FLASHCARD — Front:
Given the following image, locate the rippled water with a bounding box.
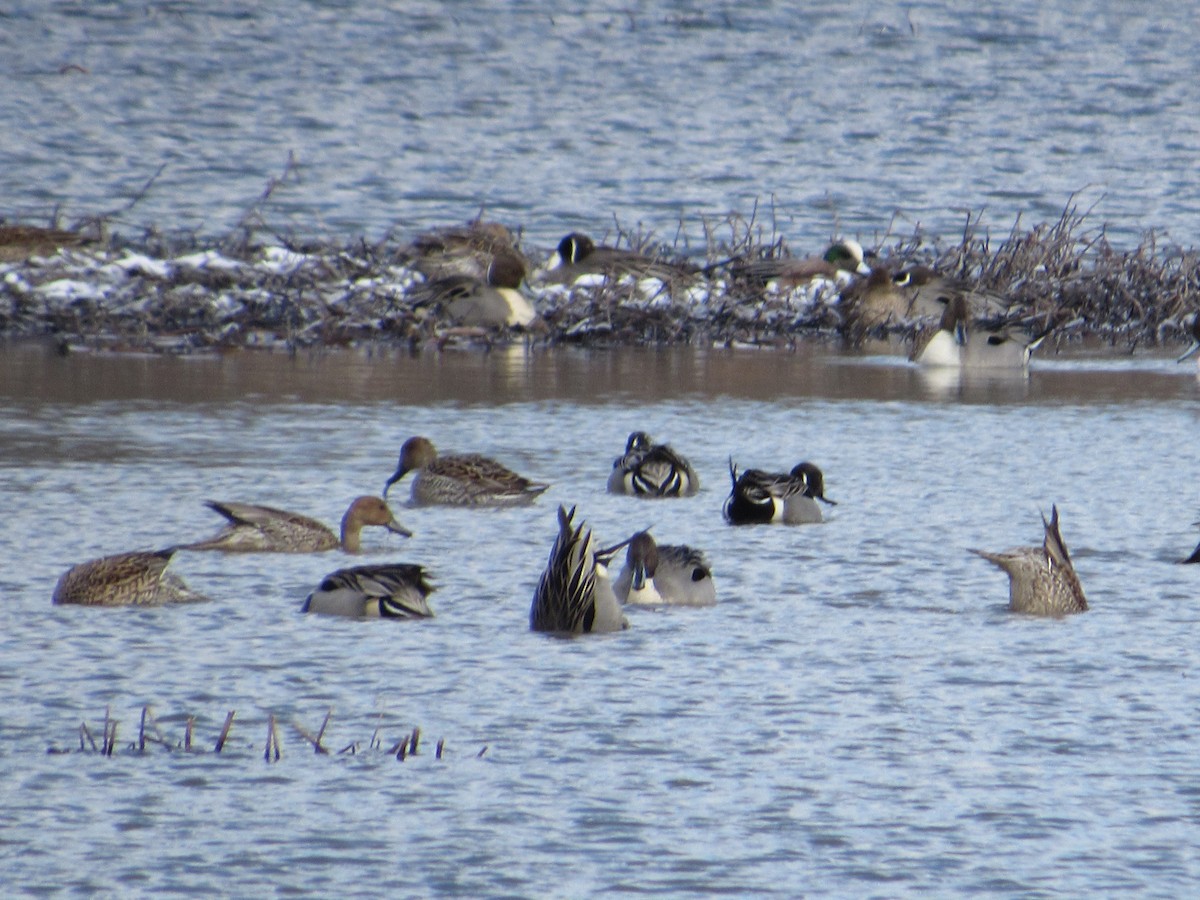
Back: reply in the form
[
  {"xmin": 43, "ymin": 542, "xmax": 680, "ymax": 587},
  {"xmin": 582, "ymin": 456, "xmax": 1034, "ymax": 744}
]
[
  {"xmin": 2, "ymin": 343, "xmax": 1199, "ymax": 895},
  {"xmin": 4, "ymin": 1, "xmax": 1200, "ymax": 253}
]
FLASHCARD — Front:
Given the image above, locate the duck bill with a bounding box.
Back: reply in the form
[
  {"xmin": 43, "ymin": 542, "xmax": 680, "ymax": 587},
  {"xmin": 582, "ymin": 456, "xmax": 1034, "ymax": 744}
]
[
  {"xmin": 382, "ymin": 468, "xmax": 405, "ymax": 499},
  {"xmin": 386, "ymin": 518, "xmax": 414, "ymax": 538}
]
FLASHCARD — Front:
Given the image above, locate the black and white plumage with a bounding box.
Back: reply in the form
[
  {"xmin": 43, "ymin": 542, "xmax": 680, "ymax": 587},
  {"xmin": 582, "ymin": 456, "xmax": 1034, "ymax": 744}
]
[
  {"xmin": 724, "ymin": 460, "xmax": 835, "ymax": 525},
  {"xmin": 612, "ymin": 531, "xmax": 716, "ymax": 607},
  {"xmin": 530, "ymin": 505, "xmax": 628, "ymax": 634},
  {"xmin": 607, "ymin": 431, "xmax": 699, "ymax": 498},
  {"xmin": 301, "ymin": 564, "xmax": 435, "ymax": 619}
]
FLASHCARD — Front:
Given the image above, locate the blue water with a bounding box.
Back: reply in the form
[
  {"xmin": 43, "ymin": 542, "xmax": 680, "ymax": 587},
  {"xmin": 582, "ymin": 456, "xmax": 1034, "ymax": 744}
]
[
  {"xmin": 3, "ymin": 1, "xmax": 1199, "ymax": 255},
  {"xmin": 1, "ymin": 345, "xmax": 1199, "ymax": 895}
]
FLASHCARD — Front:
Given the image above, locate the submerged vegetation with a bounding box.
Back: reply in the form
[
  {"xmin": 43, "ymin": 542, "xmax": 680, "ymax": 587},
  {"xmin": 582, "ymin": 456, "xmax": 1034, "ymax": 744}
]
[{"xmin": 2, "ymin": 196, "xmax": 1198, "ymax": 355}]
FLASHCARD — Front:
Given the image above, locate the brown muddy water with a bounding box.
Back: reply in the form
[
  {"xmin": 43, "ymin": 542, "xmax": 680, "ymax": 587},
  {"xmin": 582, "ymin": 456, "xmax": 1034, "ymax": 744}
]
[{"xmin": 2, "ymin": 340, "xmax": 1199, "ymax": 896}]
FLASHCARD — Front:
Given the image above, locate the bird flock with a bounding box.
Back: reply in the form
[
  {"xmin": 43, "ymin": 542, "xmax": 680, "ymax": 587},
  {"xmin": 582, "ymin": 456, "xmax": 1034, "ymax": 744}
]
[{"xmin": 54, "ymin": 426, "xmax": 1197, "ymax": 624}]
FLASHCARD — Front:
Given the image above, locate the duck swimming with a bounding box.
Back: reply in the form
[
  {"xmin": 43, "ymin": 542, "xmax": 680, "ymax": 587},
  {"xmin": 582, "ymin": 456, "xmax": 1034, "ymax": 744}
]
[
  {"xmin": 612, "ymin": 530, "xmax": 716, "ymax": 607},
  {"xmin": 180, "ymin": 496, "xmax": 411, "ymax": 553},
  {"xmin": 607, "ymin": 431, "xmax": 699, "ymax": 497},
  {"xmin": 301, "ymin": 563, "xmax": 435, "ymax": 619},
  {"xmin": 724, "ymin": 460, "xmax": 836, "ymax": 525},
  {"xmin": 53, "ymin": 548, "xmax": 208, "ymax": 607},
  {"xmin": 383, "ymin": 436, "xmax": 549, "ymax": 506}
]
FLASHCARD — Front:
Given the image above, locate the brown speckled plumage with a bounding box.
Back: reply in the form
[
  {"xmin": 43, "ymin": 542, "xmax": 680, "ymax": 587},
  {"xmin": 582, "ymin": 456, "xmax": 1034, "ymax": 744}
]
[
  {"xmin": 971, "ymin": 505, "xmax": 1088, "ymax": 616},
  {"xmin": 53, "ymin": 548, "xmax": 207, "ymax": 607}
]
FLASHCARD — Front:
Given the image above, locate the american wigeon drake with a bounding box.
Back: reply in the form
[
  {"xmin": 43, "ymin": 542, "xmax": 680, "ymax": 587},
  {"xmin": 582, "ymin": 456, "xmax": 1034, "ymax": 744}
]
[
  {"xmin": 403, "ymin": 220, "xmax": 528, "ymax": 282},
  {"xmin": 971, "ymin": 505, "xmax": 1088, "ymax": 615},
  {"xmin": 612, "ymin": 530, "xmax": 716, "ymax": 607},
  {"xmin": 301, "ymin": 563, "xmax": 435, "ymax": 619},
  {"xmin": 530, "ymin": 505, "xmax": 628, "ymax": 634},
  {"xmin": 180, "ymin": 496, "xmax": 411, "ymax": 553},
  {"xmin": 724, "ymin": 460, "xmax": 836, "ymax": 525},
  {"xmin": 1177, "ymin": 313, "xmax": 1200, "ymax": 366},
  {"xmin": 607, "ymin": 431, "xmax": 700, "ymax": 497},
  {"xmin": 383, "ymin": 436, "xmax": 549, "ymax": 506},
  {"xmin": 53, "ymin": 548, "xmax": 208, "ymax": 607},
  {"xmin": 536, "ymin": 232, "xmax": 698, "ymax": 285},
  {"xmin": 910, "ymin": 295, "xmax": 1045, "ymax": 369},
  {"xmin": 411, "ymin": 251, "xmax": 537, "ymax": 328},
  {"xmin": 733, "ymin": 239, "xmax": 871, "ymax": 289}
]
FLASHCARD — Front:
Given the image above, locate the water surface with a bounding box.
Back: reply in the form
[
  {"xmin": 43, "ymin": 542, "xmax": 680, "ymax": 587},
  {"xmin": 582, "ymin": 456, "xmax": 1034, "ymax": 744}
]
[{"xmin": 2, "ymin": 344, "xmax": 1199, "ymax": 895}]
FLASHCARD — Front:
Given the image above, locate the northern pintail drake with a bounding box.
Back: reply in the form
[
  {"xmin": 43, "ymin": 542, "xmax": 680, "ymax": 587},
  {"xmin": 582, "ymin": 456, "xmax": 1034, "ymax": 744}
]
[
  {"xmin": 53, "ymin": 548, "xmax": 208, "ymax": 607},
  {"xmin": 971, "ymin": 505, "xmax": 1088, "ymax": 616},
  {"xmin": 411, "ymin": 251, "xmax": 537, "ymax": 328},
  {"xmin": 383, "ymin": 435, "xmax": 549, "ymax": 506},
  {"xmin": 1183, "ymin": 538, "xmax": 1200, "ymax": 565},
  {"xmin": 530, "ymin": 505, "xmax": 628, "ymax": 634},
  {"xmin": 180, "ymin": 496, "xmax": 411, "ymax": 553},
  {"xmin": 1177, "ymin": 313, "xmax": 1200, "ymax": 366},
  {"xmin": 537, "ymin": 232, "xmax": 697, "ymax": 285},
  {"xmin": 724, "ymin": 460, "xmax": 836, "ymax": 525},
  {"xmin": 301, "ymin": 563, "xmax": 435, "ymax": 619},
  {"xmin": 607, "ymin": 431, "xmax": 700, "ymax": 497},
  {"xmin": 734, "ymin": 239, "xmax": 871, "ymax": 289},
  {"xmin": 612, "ymin": 530, "xmax": 716, "ymax": 607},
  {"xmin": 910, "ymin": 295, "xmax": 1044, "ymax": 369}
]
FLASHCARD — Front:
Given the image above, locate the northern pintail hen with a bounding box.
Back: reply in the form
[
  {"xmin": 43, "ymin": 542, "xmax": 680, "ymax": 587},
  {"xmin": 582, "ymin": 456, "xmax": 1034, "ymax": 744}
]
[
  {"xmin": 180, "ymin": 496, "xmax": 411, "ymax": 553},
  {"xmin": 724, "ymin": 460, "xmax": 836, "ymax": 525},
  {"xmin": 612, "ymin": 530, "xmax": 716, "ymax": 607},
  {"xmin": 403, "ymin": 220, "xmax": 527, "ymax": 282},
  {"xmin": 411, "ymin": 251, "xmax": 537, "ymax": 328},
  {"xmin": 910, "ymin": 295, "xmax": 1044, "ymax": 369},
  {"xmin": 607, "ymin": 431, "xmax": 700, "ymax": 497},
  {"xmin": 536, "ymin": 232, "xmax": 698, "ymax": 285},
  {"xmin": 301, "ymin": 563, "xmax": 435, "ymax": 619},
  {"xmin": 530, "ymin": 505, "xmax": 628, "ymax": 634},
  {"xmin": 384, "ymin": 436, "xmax": 549, "ymax": 506},
  {"xmin": 53, "ymin": 548, "xmax": 208, "ymax": 607},
  {"xmin": 971, "ymin": 505, "xmax": 1088, "ymax": 616}
]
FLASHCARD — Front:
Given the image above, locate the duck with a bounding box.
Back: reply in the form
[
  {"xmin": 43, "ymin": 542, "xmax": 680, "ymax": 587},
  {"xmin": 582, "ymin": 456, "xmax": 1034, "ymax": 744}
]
[
  {"xmin": 383, "ymin": 435, "xmax": 549, "ymax": 506},
  {"xmin": 301, "ymin": 563, "xmax": 435, "ymax": 619},
  {"xmin": 402, "ymin": 219, "xmax": 527, "ymax": 283},
  {"xmin": 724, "ymin": 460, "xmax": 836, "ymax": 525},
  {"xmin": 612, "ymin": 530, "xmax": 716, "ymax": 607},
  {"xmin": 607, "ymin": 431, "xmax": 700, "ymax": 497},
  {"xmin": 52, "ymin": 548, "xmax": 208, "ymax": 607},
  {"xmin": 1177, "ymin": 313, "xmax": 1200, "ymax": 366},
  {"xmin": 910, "ymin": 295, "xmax": 1044, "ymax": 369},
  {"xmin": 180, "ymin": 496, "xmax": 411, "ymax": 553},
  {"xmin": 410, "ymin": 250, "xmax": 537, "ymax": 328},
  {"xmin": 536, "ymin": 232, "xmax": 697, "ymax": 285},
  {"xmin": 970, "ymin": 505, "xmax": 1088, "ymax": 615},
  {"xmin": 1184, "ymin": 539, "xmax": 1200, "ymax": 565},
  {"xmin": 0, "ymin": 223, "xmax": 94, "ymax": 262},
  {"xmin": 732, "ymin": 239, "xmax": 871, "ymax": 289},
  {"xmin": 530, "ymin": 505, "xmax": 628, "ymax": 634},
  {"xmin": 892, "ymin": 265, "xmax": 1009, "ymax": 319}
]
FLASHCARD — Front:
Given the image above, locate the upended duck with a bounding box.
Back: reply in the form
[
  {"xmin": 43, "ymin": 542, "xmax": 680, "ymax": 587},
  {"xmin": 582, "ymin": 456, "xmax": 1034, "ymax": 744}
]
[
  {"xmin": 180, "ymin": 496, "xmax": 411, "ymax": 553},
  {"xmin": 971, "ymin": 505, "xmax": 1088, "ymax": 616},
  {"xmin": 384, "ymin": 435, "xmax": 549, "ymax": 506},
  {"xmin": 53, "ymin": 548, "xmax": 208, "ymax": 607},
  {"xmin": 607, "ymin": 431, "xmax": 699, "ymax": 497},
  {"xmin": 301, "ymin": 563, "xmax": 435, "ymax": 619},
  {"xmin": 530, "ymin": 505, "xmax": 628, "ymax": 634},
  {"xmin": 724, "ymin": 460, "xmax": 836, "ymax": 525},
  {"xmin": 612, "ymin": 530, "xmax": 716, "ymax": 607}
]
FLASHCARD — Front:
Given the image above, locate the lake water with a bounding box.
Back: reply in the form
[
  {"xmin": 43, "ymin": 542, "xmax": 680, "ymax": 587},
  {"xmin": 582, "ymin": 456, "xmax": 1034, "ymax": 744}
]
[
  {"xmin": 5, "ymin": 0, "xmax": 1200, "ymax": 895},
  {"xmin": 2, "ymin": 342, "xmax": 1200, "ymax": 896},
  {"xmin": 4, "ymin": 1, "xmax": 1200, "ymax": 255}
]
